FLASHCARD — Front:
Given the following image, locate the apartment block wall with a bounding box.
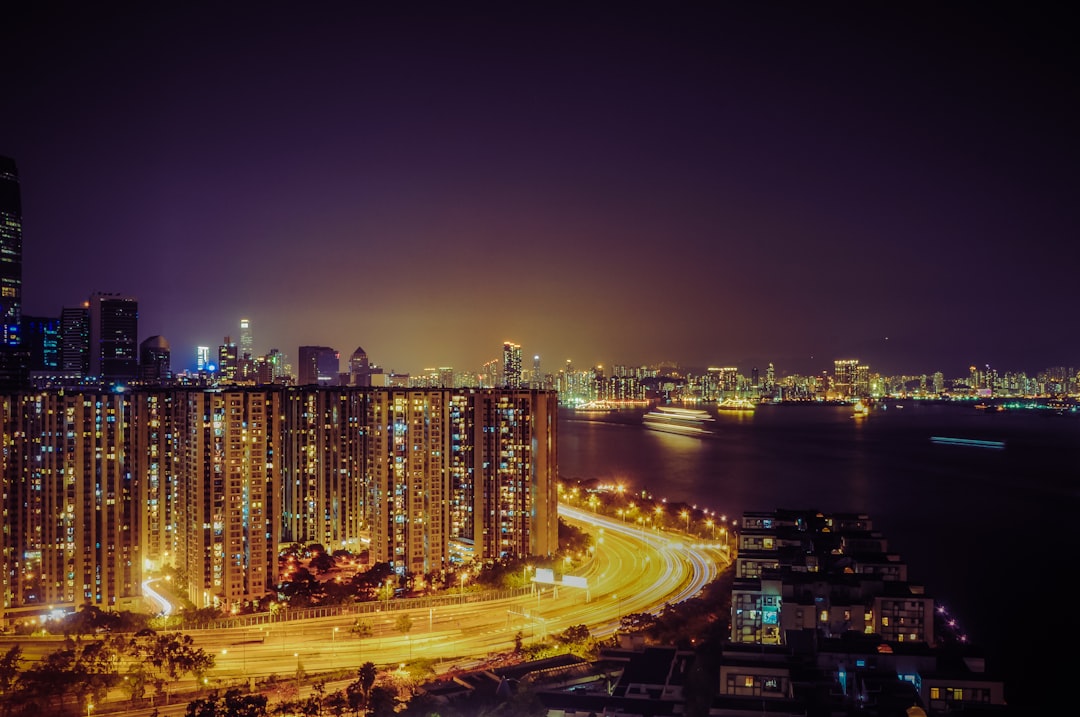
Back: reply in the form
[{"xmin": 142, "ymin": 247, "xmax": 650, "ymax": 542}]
[
  {"xmin": 2, "ymin": 386, "xmax": 557, "ymax": 618},
  {"xmin": 172, "ymin": 390, "xmax": 281, "ymax": 609},
  {"xmin": 281, "ymin": 387, "xmax": 367, "ymax": 552},
  {"xmin": 1, "ymin": 392, "xmax": 141, "ymax": 616}
]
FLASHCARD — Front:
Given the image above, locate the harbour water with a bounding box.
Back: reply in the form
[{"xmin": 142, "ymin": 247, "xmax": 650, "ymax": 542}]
[{"xmin": 558, "ymin": 401, "xmax": 1079, "ymax": 710}]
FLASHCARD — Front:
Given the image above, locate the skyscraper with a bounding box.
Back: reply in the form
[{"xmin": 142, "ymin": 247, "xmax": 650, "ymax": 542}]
[
  {"xmin": 60, "ymin": 305, "xmax": 90, "ymax": 375},
  {"xmin": 502, "ymin": 341, "xmax": 522, "ymax": 388},
  {"xmin": 0, "ymin": 157, "xmax": 24, "ymax": 387},
  {"xmin": 239, "ymin": 318, "xmax": 253, "ymax": 359},
  {"xmin": 139, "ymin": 335, "xmax": 171, "ymax": 383},
  {"xmin": 21, "ymin": 315, "xmax": 60, "ymax": 372},
  {"xmin": 218, "ymin": 336, "xmax": 238, "ymax": 381},
  {"xmin": 89, "ymin": 292, "xmax": 139, "ymax": 382},
  {"xmin": 298, "ymin": 345, "xmax": 339, "ymax": 385},
  {"xmin": 349, "ymin": 345, "xmax": 371, "ymax": 386}
]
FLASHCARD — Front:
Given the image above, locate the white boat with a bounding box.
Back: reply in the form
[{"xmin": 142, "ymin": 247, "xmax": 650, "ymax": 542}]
[
  {"xmin": 642, "ymin": 406, "xmax": 716, "ymax": 436},
  {"xmin": 717, "ymin": 397, "xmax": 756, "ymax": 411}
]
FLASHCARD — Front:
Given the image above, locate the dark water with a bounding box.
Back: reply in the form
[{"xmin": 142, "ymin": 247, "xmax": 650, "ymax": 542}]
[{"xmin": 558, "ymin": 402, "xmax": 1079, "ymax": 710}]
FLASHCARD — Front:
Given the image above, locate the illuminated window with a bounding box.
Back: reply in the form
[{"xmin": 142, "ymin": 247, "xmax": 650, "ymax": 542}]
[
  {"xmin": 930, "ymin": 687, "xmax": 940, "ymax": 699},
  {"xmin": 743, "ymin": 676, "xmax": 754, "ymax": 688},
  {"xmin": 882, "ymin": 616, "xmax": 889, "ymax": 626},
  {"xmin": 820, "ymin": 610, "xmax": 828, "ymax": 622}
]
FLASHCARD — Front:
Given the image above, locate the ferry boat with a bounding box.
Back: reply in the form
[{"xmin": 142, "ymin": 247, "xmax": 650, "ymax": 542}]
[
  {"xmin": 642, "ymin": 406, "xmax": 716, "ymax": 436},
  {"xmin": 717, "ymin": 397, "xmax": 756, "ymax": 411}
]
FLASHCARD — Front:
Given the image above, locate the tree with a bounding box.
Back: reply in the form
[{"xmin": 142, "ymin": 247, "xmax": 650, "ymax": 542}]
[
  {"xmin": 185, "ymin": 688, "xmax": 268, "ymax": 717},
  {"xmin": 366, "ymin": 685, "xmax": 397, "ymax": 717},
  {"xmin": 345, "ymin": 663, "xmax": 377, "ymax": 717},
  {"xmin": 0, "ymin": 645, "xmax": 22, "ymax": 695},
  {"xmin": 557, "ymin": 624, "xmax": 590, "ymax": 644},
  {"xmin": 309, "ymin": 552, "xmax": 335, "ymax": 575},
  {"xmin": 350, "ymin": 619, "xmax": 373, "ymax": 639},
  {"xmin": 350, "ymin": 619, "xmax": 373, "ymax": 662},
  {"xmin": 394, "ymin": 613, "xmax": 413, "ymax": 638},
  {"xmin": 324, "ymin": 691, "xmax": 349, "ymax": 717},
  {"xmin": 129, "ymin": 629, "xmax": 216, "ymax": 703}
]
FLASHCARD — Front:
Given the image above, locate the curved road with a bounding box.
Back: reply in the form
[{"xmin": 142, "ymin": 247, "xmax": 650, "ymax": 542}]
[{"xmin": 1, "ymin": 504, "xmax": 729, "ymax": 712}]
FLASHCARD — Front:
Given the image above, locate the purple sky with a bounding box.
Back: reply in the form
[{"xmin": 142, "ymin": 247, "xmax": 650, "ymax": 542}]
[{"xmin": 3, "ymin": 3, "xmax": 1078, "ymax": 378}]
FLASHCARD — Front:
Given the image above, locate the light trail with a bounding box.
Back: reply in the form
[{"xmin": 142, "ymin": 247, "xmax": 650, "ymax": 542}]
[{"xmin": 142, "ymin": 579, "xmax": 174, "ymax": 616}]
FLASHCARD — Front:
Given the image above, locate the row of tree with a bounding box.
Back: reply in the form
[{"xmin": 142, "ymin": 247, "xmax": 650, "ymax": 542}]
[{"xmin": 0, "ymin": 628, "xmax": 215, "ymax": 716}]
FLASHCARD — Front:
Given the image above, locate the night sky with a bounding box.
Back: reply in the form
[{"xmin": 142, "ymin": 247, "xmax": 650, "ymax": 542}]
[{"xmin": 3, "ymin": 3, "xmax": 1078, "ymax": 378}]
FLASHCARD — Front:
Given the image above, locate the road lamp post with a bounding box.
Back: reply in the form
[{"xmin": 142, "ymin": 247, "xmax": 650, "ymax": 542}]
[
  {"xmin": 332, "ymin": 626, "xmax": 338, "ymax": 656},
  {"xmin": 294, "ymin": 652, "xmax": 300, "ymax": 699},
  {"xmin": 681, "ymin": 510, "xmax": 689, "ymax": 533}
]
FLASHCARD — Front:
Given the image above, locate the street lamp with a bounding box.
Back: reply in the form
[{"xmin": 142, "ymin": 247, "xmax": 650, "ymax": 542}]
[
  {"xmin": 459, "ymin": 572, "xmax": 466, "ymax": 605},
  {"xmin": 294, "ymin": 652, "xmax": 301, "ymax": 698},
  {"xmin": 680, "ymin": 510, "xmax": 689, "ymax": 533},
  {"xmin": 87, "ymin": 704, "xmax": 93, "ymax": 717},
  {"xmin": 706, "ymin": 518, "xmax": 715, "ymax": 539},
  {"xmin": 332, "ymin": 626, "xmax": 339, "ymax": 655}
]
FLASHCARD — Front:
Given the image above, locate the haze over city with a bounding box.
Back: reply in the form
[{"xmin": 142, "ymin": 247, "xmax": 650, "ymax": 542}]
[{"xmin": 3, "ymin": 3, "xmax": 1078, "ymax": 377}]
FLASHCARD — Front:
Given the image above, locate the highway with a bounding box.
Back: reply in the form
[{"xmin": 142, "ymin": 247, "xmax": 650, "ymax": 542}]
[
  {"xmin": 0, "ymin": 504, "xmax": 729, "ymax": 712},
  {"xmin": 189, "ymin": 505, "xmax": 728, "ymax": 681}
]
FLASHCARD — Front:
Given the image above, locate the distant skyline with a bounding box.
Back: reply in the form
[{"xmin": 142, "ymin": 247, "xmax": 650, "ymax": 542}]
[{"xmin": 3, "ymin": 3, "xmax": 1078, "ymax": 378}]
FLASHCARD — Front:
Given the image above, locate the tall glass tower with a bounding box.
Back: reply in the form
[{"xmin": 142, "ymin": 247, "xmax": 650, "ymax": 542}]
[
  {"xmin": 0, "ymin": 156, "xmax": 24, "ymax": 387},
  {"xmin": 502, "ymin": 341, "xmax": 522, "ymax": 388},
  {"xmin": 239, "ymin": 318, "xmax": 253, "ymax": 359},
  {"xmin": 89, "ymin": 292, "xmax": 139, "ymax": 382}
]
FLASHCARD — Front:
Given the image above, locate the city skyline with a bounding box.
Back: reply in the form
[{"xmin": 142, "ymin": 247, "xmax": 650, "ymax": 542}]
[{"xmin": 3, "ymin": 4, "xmax": 1078, "ymax": 377}]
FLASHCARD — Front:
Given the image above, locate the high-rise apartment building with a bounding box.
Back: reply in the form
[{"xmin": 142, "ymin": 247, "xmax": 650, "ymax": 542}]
[
  {"xmin": 298, "ymin": 345, "xmax": 339, "ymax": 386},
  {"xmin": 502, "ymin": 341, "xmax": 522, "ymax": 388},
  {"xmin": 0, "ymin": 157, "xmax": 24, "ymax": 388},
  {"xmin": 472, "ymin": 389, "xmax": 558, "ymax": 560},
  {"xmin": 88, "ymin": 292, "xmax": 138, "ymax": 382},
  {"xmin": 1, "ymin": 385, "xmax": 556, "ymax": 615},
  {"xmin": 130, "ymin": 389, "xmax": 175, "ymax": 572},
  {"xmin": 171, "ymin": 389, "xmax": 282, "ymax": 609},
  {"xmin": 1, "ymin": 391, "xmax": 142, "ymax": 614},
  {"xmin": 281, "ymin": 386, "xmax": 368, "ymax": 552}
]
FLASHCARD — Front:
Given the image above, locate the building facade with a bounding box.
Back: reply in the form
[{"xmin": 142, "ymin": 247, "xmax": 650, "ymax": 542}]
[
  {"xmin": 1, "ymin": 385, "xmax": 558, "ymax": 617},
  {"xmin": 0, "ymin": 157, "xmax": 23, "ymax": 389},
  {"xmin": 298, "ymin": 346, "xmax": 339, "ymax": 386},
  {"xmin": 88, "ymin": 293, "xmax": 139, "ymax": 382}
]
